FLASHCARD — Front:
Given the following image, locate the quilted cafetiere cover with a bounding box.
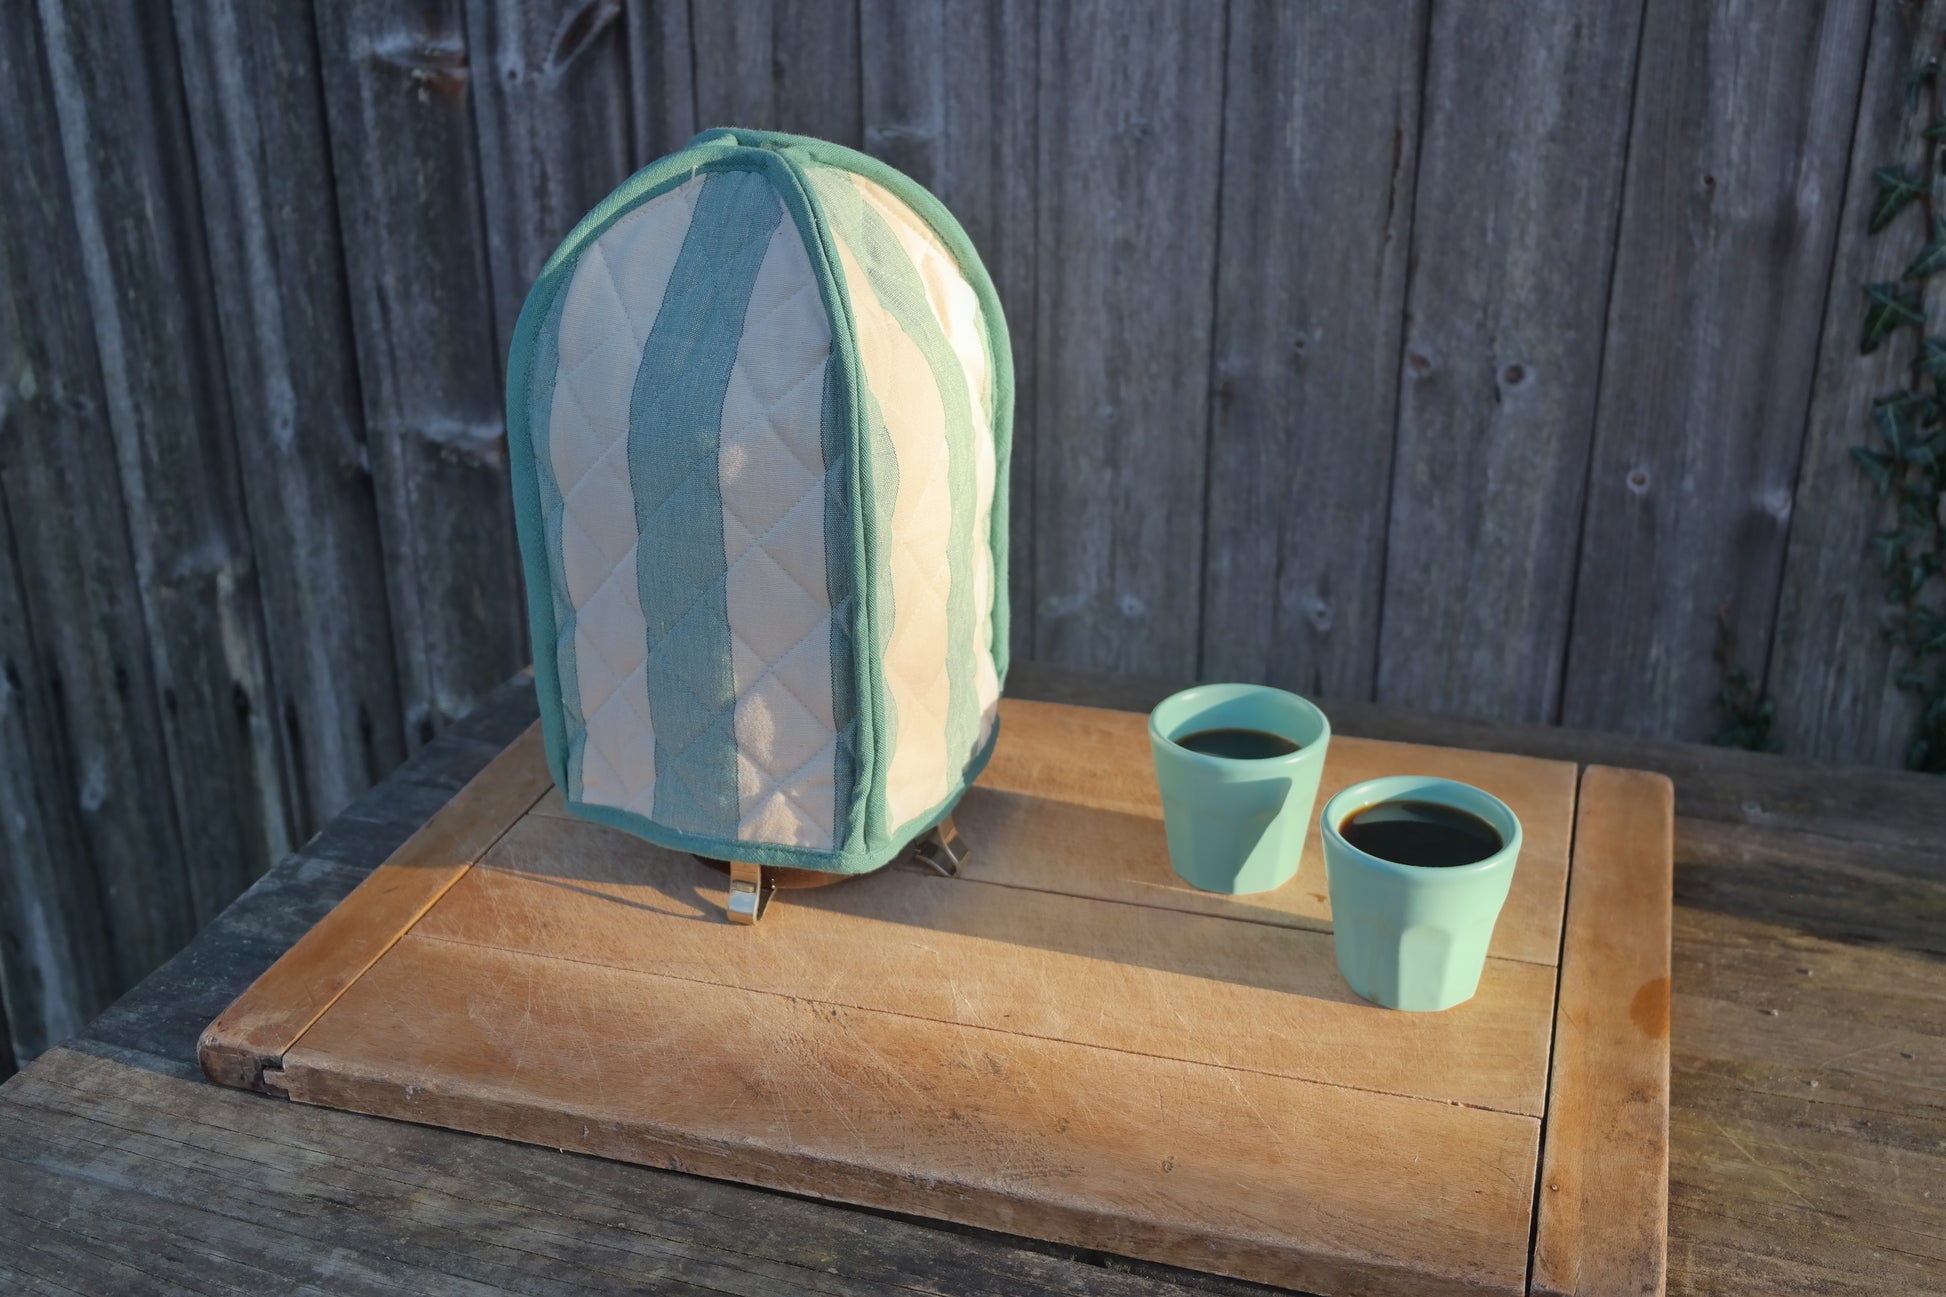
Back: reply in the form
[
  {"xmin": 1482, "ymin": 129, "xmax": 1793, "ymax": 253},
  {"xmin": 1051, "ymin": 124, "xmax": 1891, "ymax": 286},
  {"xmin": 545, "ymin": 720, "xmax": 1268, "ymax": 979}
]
[{"xmin": 506, "ymin": 128, "xmax": 1012, "ymax": 874}]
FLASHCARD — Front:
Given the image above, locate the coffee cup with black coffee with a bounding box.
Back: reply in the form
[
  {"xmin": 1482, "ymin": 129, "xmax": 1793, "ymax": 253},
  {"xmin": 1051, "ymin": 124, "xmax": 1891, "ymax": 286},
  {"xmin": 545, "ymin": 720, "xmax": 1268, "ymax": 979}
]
[
  {"xmin": 1147, "ymin": 684, "xmax": 1331, "ymax": 894},
  {"xmin": 1319, "ymin": 776, "xmax": 1522, "ymax": 1011}
]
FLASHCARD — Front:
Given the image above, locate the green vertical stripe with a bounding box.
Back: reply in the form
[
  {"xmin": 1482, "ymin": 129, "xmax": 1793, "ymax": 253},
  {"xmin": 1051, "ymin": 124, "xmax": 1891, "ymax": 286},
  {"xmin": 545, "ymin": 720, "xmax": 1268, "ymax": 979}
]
[
  {"xmin": 630, "ymin": 169, "xmax": 784, "ymax": 838},
  {"xmin": 811, "ymin": 171, "xmax": 979, "ymax": 816},
  {"xmin": 526, "ymin": 282, "xmax": 588, "ymax": 797}
]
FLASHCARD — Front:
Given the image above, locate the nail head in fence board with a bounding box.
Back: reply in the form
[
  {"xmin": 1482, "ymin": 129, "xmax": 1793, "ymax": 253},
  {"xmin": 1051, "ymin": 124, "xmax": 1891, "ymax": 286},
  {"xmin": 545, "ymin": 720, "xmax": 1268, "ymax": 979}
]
[
  {"xmin": 313, "ymin": 0, "xmax": 526, "ymax": 747},
  {"xmin": 1201, "ymin": 0, "xmax": 1425, "ymax": 699},
  {"xmin": 172, "ymin": 0, "xmax": 408, "ymax": 839},
  {"xmin": 690, "ymin": 0, "xmax": 863, "ymax": 148},
  {"xmin": 1031, "ymin": 0, "xmax": 1225, "ymax": 678},
  {"xmin": 1562, "ymin": 0, "xmax": 1873, "ymax": 742},
  {"xmin": 859, "ymin": 0, "xmax": 1038, "ymax": 664},
  {"xmin": 0, "ymin": 8, "xmax": 185, "ymax": 1043},
  {"xmin": 1767, "ymin": 0, "xmax": 1938, "ymax": 769},
  {"xmin": 198, "ymin": 723, "xmax": 550, "ymax": 1092},
  {"xmin": 1531, "ymin": 766, "xmax": 1673, "ymax": 1297},
  {"xmin": 467, "ymin": 0, "xmax": 634, "ymax": 363},
  {"xmin": 1377, "ymin": 0, "xmax": 1641, "ymax": 723},
  {"xmin": 36, "ymin": 0, "xmax": 291, "ymax": 921}
]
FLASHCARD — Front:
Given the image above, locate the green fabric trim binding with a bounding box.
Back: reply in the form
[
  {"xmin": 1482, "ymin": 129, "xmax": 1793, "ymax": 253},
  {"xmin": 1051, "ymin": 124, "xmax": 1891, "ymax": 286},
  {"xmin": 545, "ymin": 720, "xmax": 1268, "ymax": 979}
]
[
  {"xmin": 817, "ymin": 363, "xmax": 858, "ymax": 854},
  {"xmin": 748, "ymin": 142, "xmax": 883, "ymax": 863},
  {"xmin": 806, "ymin": 167, "xmax": 979, "ymax": 847},
  {"xmin": 506, "ymin": 128, "xmax": 1011, "ymax": 873},
  {"xmin": 523, "ymin": 279, "xmax": 583, "ymax": 797}
]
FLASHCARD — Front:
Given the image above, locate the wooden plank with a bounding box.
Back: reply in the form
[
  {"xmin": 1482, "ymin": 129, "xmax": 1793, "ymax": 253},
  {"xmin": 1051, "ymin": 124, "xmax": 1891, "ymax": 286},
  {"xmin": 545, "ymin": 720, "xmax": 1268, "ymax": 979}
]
[
  {"xmin": 0, "ymin": 10, "xmax": 143, "ymax": 1062},
  {"xmin": 1377, "ymin": 0, "xmax": 1641, "ymax": 723},
  {"xmin": 466, "ymin": 0, "xmax": 634, "ymax": 362},
  {"xmin": 690, "ymin": 0, "xmax": 862, "ymax": 147},
  {"xmin": 1675, "ymin": 816, "xmax": 1946, "ymax": 961},
  {"xmin": 197, "ymin": 723, "xmax": 550, "ymax": 1092},
  {"xmin": 1531, "ymin": 766, "xmax": 1673, "ymax": 1297},
  {"xmin": 6, "ymin": 667, "xmax": 1932, "ymax": 1297},
  {"xmin": 1665, "ymin": 897, "xmax": 1946, "ymax": 1297},
  {"xmin": 526, "ymin": 695, "xmax": 1579, "ymax": 965},
  {"xmin": 313, "ymin": 0, "xmax": 525, "ymax": 748},
  {"xmin": 36, "ymin": 0, "xmax": 292, "ymax": 922},
  {"xmin": 1200, "ymin": 0, "xmax": 1425, "ymax": 698},
  {"xmin": 5, "ymin": 1044, "xmax": 1277, "ymax": 1297},
  {"xmin": 1562, "ymin": 1, "xmax": 1874, "ymax": 741},
  {"xmin": 624, "ymin": 0, "xmax": 695, "ymax": 166},
  {"xmin": 1767, "ymin": 0, "xmax": 1936, "ymax": 769},
  {"xmin": 0, "ymin": 494, "xmax": 113, "ymax": 1063},
  {"xmin": 1030, "ymin": 0, "xmax": 1225, "ymax": 678},
  {"xmin": 859, "ymin": 0, "xmax": 1038, "ymax": 661},
  {"xmin": 287, "ymin": 933, "xmax": 1543, "ymax": 1297},
  {"xmin": 437, "ymin": 812, "xmax": 1560, "ymax": 1115},
  {"xmin": 171, "ymin": 0, "xmax": 407, "ymax": 841},
  {"xmin": 1007, "ymin": 660, "xmax": 1946, "ymax": 851},
  {"xmin": 969, "ymin": 698, "xmax": 1575, "ymax": 965}
]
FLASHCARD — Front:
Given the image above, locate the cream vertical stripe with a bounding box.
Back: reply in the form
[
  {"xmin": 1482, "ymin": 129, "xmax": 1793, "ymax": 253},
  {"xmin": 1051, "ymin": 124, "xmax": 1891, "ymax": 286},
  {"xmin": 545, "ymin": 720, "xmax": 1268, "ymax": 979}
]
[
  {"xmin": 852, "ymin": 177, "xmax": 1002, "ymax": 744},
  {"xmin": 549, "ymin": 177, "xmax": 704, "ymax": 815},
  {"xmin": 824, "ymin": 233, "xmax": 955, "ymax": 830}
]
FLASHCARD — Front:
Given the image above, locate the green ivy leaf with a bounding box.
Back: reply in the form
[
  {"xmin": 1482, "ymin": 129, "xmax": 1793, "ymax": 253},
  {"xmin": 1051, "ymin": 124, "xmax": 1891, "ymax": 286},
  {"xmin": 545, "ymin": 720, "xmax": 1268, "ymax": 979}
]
[
  {"xmin": 1913, "ymin": 337, "xmax": 1946, "ymax": 382},
  {"xmin": 1874, "ymin": 396, "xmax": 1911, "ymax": 454},
  {"xmin": 1926, "ymin": 114, "xmax": 1946, "ymax": 142},
  {"xmin": 1863, "ymin": 283, "xmax": 1925, "ymax": 352},
  {"xmin": 1872, "ymin": 529, "xmax": 1906, "ymax": 573},
  {"xmin": 1854, "ymin": 446, "xmax": 1898, "ymax": 496},
  {"xmin": 1907, "ymin": 217, "xmax": 1946, "ymax": 279},
  {"xmin": 1871, "ymin": 167, "xmax": 1926, "ymax": 232}
]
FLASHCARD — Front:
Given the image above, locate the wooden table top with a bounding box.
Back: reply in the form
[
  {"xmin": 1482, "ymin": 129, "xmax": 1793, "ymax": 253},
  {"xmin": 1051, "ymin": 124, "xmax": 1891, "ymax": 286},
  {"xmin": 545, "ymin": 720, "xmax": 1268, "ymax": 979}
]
[{"xmin": 3, "ymin": 665, "xmax": 1940, "ymax": 1297}]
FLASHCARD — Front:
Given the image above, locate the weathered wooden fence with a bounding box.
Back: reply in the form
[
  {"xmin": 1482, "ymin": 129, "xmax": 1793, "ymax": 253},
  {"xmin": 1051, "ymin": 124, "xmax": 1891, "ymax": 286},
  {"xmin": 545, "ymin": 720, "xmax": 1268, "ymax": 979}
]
[{"xmin": 0, "ymin": 0, "xmax": 1924, "ymax": 1065}]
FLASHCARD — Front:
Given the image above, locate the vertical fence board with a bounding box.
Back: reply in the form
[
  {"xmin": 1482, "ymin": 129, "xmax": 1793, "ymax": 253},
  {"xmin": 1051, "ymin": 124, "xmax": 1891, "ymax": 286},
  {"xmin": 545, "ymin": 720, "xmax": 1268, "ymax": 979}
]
[
  {"xmin": 1201, "ymin": 0, "xmax": 1425, "ymax": 698},
  {"xmin": 691, "ymin": 0, "xmax": 861, "ymax": 147},
  {"xmin": 1768, "ymin": 0, "xmax": 1931, "ymax": 768},
  {"xmin": 1377, "ymin": 0, "xmax": 1642, "ymax": 724},
  {"xmin": 314, "ymin": 0, "xmax": 525, "ymax": 747},
  {"xmin": 173, "ymin": 0, "xmax": 407, "ymax": 841},
  {"xmin": 625, "ymin": 0, "xmax": 694, "ymax": 167},
  {"xmin": 467, "ymin": 0, "xmax": 634, "ymax": 362},
  {"xmin": 0, "ymin": 8, "xmax": 189, "ymax": 1027},
  {"xmin": 0, "ymin": 495, "xmax": 113, "ymax": 1064},
  {"xmin": 1030, "ymin": 0, "xmax": 1226, "ymax": 677},
  {"xmin": 38, "ymin": 0, "xmax": 290, "ymax": 920},
  {"xmin": 1562, "ymin": 0, "xmax": 1873, "ymax": 740},
  {"xmin": 859, "ymin": 0, "xmax": 1039, "ymax": 662}
]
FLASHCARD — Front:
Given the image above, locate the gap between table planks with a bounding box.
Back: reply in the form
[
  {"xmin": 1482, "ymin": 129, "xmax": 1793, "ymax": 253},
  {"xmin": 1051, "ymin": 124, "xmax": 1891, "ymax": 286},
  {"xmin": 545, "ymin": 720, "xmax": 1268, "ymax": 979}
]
[{"xmin": 201, "ymin": 698, "xmax": 1671, "ymax": 1297}]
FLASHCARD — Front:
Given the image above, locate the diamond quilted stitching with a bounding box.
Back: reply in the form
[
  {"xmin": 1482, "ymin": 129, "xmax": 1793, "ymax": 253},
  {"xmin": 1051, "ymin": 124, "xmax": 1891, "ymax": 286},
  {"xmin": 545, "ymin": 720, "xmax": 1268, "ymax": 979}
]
[{"xmin": 545, "ymin": 179, "xmax": 858, "ymax": 846}]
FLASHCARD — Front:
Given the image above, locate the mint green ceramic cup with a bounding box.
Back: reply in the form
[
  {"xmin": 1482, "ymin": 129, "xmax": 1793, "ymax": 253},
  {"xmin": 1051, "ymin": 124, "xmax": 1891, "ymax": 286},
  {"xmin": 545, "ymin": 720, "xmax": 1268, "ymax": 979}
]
[
  {"xmin": 1321, "ymin": 776, "xmax": 1521, "ymax": 1011},
  {"xmin": 1147, "ymin": 684, "xmax": 1331, "ymax": 894}
]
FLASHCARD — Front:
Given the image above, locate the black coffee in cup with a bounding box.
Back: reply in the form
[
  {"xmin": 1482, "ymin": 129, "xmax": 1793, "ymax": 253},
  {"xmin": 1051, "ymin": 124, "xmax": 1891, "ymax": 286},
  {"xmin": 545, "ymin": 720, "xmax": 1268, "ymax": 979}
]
[
  {"xmin": 1174, "ymin": 727, "xmax": 1301, "ymax": 760},
  {"xmin": 1340, "ymin": 800, "xmax": 1502, "ymax": 867}
]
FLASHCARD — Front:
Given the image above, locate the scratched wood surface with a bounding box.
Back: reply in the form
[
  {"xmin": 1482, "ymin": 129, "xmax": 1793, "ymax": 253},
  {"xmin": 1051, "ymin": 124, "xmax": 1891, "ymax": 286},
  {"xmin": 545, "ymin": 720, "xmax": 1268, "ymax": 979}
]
[
  {"xmin": 0, "ymin": 668, "xmax": 1935, "ymax": 1294},
  {"xmin": 189, "ymin": 692, "xmax": 1670, "ymax": 1296}
]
